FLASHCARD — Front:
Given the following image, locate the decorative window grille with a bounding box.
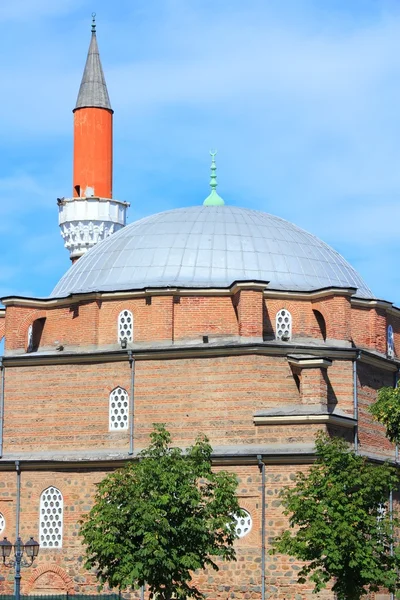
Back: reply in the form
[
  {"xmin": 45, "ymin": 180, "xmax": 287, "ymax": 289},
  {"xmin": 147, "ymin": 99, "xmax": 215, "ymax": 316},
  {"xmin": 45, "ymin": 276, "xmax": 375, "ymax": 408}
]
[
  {"xmin": 27, "ymin": 324, "xmax": 33, "ymax": 352},
  {"xmin": 39, "ymin": 487, "xmax": 63, "ymax": 548},
  {"xmin": 276, "ymin": 309, "xmax": 292, "ymax": 340},
  {"xmin": 234, "ymin": 509, "xmax": 252, "ymax": 538},
  {"xmin": 0, "ymin": 512, "xmax": 5, "ymax": 535},
  {"xmin": 387, "ymin": 325, "xmax": 395, "ymax": 359},
  {"xmin": 118, "ymin": 310, "xmax": 133, "ymax": 343},
  {"xmin": 109, "ymin": 387, "xmax": 129, "ymax": 431}
]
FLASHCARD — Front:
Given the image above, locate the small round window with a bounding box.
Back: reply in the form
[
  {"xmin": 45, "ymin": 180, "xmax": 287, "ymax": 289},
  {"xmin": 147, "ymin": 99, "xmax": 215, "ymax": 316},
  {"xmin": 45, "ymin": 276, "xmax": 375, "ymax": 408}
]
[{"xmin": 234, "ymin": 509, "xmax": 252, "ymax": 538}]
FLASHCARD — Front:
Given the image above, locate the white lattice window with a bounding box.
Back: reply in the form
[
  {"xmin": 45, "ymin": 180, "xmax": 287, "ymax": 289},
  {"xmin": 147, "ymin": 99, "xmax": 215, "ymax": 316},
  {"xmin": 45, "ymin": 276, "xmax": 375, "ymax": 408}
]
[
  {"xmin": 118, "ymin": 310, "xmax": 133, "ymax": 343},
  {"xmin": 0, "ymin": 513, "xmax": 5, "ymax": 535},
  {"xmin": 109, "ymin": 387, "xmax": 129, "ymax": 431},
  {"xmin": 234, "ymin": 509, "xmax": 252, "ymax": 538},
  {"xmin": 388, "ymin": 325, "xmax": 395, "ymax": 359},
  {"xmin": 276, "ymin": 308, "xmax": 292, "ymax": 340},
  {"xmin": 27, "ymin": 324, "xmax": 33, "ymax": 352},
  {"xmin": 39, "ymin": 487, "xmax": 63, "ymax": 548}
]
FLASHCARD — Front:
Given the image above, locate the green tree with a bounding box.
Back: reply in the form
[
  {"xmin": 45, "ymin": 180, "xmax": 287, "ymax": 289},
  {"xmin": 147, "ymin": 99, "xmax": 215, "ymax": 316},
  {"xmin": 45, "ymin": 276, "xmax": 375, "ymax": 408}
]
[
  {"xmin": 369, "ymin": 386, "xmax": 400, "ymax": 445},
  {"xmin": 271, "ymin": 433, "xmax": 400, "ymax": 600},
  {"xmin": 80, "ymin": 424, "xmax": 242, "ymax": 600}
]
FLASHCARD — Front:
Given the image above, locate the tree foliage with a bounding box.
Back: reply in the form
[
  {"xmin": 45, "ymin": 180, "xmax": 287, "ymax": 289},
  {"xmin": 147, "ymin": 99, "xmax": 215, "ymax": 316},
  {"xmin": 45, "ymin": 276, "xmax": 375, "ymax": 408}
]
[
  {"xmin": 369, "ymin": 386, "xmax": 400, "ymax": 445},
  {"xmin": 80, "ymin": 424, "xmax": 242, "ymax": 600},
  {"xmin": 271, "ymin": 433, "xmax": 400, "ymax": 600}
]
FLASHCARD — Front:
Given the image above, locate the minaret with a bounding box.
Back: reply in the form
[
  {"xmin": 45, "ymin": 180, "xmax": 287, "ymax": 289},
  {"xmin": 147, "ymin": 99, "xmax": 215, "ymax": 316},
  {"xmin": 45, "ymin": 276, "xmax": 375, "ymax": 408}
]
[{"xmin": 58, "ymin": 15, "xmax": 129, "ymax": 261}]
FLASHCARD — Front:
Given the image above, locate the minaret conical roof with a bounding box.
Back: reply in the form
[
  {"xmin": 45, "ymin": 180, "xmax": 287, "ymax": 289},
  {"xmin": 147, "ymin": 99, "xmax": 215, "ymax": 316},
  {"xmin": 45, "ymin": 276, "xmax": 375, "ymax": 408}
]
[{"xmin": 74, "ymin": 18, "xmax": 112, "ymax": 112}]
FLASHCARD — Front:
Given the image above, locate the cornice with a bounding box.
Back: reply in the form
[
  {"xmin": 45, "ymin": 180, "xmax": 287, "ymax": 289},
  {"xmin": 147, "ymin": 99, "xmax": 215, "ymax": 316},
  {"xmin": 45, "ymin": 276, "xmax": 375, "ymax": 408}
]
[
  {"xmin": 0, "ymin": 309, "xmax": 5, "ymax": 319},
  {"xmin": 264, "ymin": 287, "xmax": 357, "ymax": 300},
  {"xmin": 1, "ymin": 283, "xmax": 364, "ymax": 308},
  {"xmin": 287, "ymin": 356, "xmax": 332, "ymax": 369},
  {"xmin": 351, "ymin": 297, "xmax": 400, "ymax": 317},
  {"xmin": 2, "ymin": 341, "xmax": 398, "ymax": 371},
  {"xmin": 253, "ymin": 414, "xmax": 356, "ymax": 428}
]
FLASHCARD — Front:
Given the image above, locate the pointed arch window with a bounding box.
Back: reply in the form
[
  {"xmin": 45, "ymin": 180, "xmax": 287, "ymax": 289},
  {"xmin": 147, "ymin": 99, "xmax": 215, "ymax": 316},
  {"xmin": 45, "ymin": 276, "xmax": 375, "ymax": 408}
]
[
  {"xmin": 276, "ymin": 309, "xmax": 292, "ymax": 341},
  {"xmin": 109, "ymin": 387, "xmax": 129, "ymax": 431},
  {"xmin": 39, "ymin": 487, "xmax": 63, "ymax": 548},
  {"xmin": 118, "ymin": 310, "xmax": 133, "ymax": 343}
]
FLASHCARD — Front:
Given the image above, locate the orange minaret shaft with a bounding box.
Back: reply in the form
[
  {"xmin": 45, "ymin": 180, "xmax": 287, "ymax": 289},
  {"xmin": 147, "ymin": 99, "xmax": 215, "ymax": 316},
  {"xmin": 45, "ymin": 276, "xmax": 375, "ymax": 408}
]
[{"xmin": 73, "ymin": 17, "xmax": 113, "ymax": 199}]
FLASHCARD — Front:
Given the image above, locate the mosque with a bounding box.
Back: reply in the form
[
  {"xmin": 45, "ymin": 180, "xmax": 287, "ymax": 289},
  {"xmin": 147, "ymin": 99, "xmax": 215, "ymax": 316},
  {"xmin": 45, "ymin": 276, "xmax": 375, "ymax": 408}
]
[{"xmin": 0, "ymin": 17, "xmax": 398, "ymax": 600}]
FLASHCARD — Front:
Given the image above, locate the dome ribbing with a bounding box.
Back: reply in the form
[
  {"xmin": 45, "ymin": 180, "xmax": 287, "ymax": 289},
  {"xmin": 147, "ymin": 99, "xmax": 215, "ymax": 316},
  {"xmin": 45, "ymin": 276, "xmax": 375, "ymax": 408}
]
[{"xmin": 51, "ymin": 206, "xmax": 373, "ymax": 298}]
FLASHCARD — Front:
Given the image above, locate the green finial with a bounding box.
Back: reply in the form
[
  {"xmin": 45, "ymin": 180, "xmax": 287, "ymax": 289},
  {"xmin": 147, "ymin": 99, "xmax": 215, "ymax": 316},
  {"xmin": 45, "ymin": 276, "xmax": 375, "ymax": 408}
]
[
  {"xmin": 203, "ymin": 150, "xmax": 225, "ymax": 206},
  {"xmin": 91, "ymin": 12, "xmax": 96, "ymax": 33}
]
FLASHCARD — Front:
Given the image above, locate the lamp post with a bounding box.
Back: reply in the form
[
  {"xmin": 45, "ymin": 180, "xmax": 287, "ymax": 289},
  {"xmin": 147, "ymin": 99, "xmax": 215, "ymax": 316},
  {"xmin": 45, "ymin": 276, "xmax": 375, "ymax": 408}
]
[{"xmin": 0, "ymin": 536, "xmax": 39, "ymax": 600}]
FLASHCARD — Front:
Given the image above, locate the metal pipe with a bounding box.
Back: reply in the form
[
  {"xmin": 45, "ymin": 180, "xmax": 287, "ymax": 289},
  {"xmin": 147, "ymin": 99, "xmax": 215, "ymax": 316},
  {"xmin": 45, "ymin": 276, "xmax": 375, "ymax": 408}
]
[
  {"xmin": 128, "ymin": 351, "xmax": 135, "ymax": 456},
  {"xmin": 353, "ymin": 352, "xmax": 361, "ymax": 453},
  {"xmin": 15, "ymin": 460, "xmax": 21, "ymax": 600},
  {"xmin": 257, "ymin": 455, "xmax": 265, "ymax": 600},
  {"xmin": 390, "ymin": 489, "xmax": 394, "ymax": 600},
  {"xmin": 395, "ymin": 370, "xmax": 399, "ymax": 464},
  {"xmin": 0, "ymin": 358, "xmax": 4, "ymax": 458}
]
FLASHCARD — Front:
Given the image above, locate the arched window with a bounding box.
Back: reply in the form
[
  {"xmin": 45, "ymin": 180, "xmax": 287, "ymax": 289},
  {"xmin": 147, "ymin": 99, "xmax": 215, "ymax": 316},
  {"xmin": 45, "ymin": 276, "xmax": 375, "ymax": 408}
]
[
  {"xmin": 313, "ymin": 310, "xmax": 327, "ymax": 341},
  {"xmin": 118, "ymin": 310, "xmax": 133, "ymax": 343},
  {"xmin": 109, "ymin": 387, "xmax": 129, "ymax": 431},
  {"xmin": 387, "ymin": 325, "xmax": 395, "ymax": 359},
  {"xmin": 0, "ymin": 512, "xmax": 5, "ymax": 535},
  {"xmin": 276, "ymin": 309, "xmax": 292, "ymax": 341},
  {"xmin": 39, "ymin": 487, "xmax": 63, "ymax": 548},
  {"xmin": 28, "ymin": 318, "xmax": 46, "ymax": 353}
]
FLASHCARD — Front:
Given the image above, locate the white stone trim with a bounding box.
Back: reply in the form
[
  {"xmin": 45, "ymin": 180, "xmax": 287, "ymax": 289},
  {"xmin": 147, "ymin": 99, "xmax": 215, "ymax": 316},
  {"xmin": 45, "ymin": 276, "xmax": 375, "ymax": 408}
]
[{"xmin": 58, "ymin": 196, "xmax": 129, "ymax": 259}]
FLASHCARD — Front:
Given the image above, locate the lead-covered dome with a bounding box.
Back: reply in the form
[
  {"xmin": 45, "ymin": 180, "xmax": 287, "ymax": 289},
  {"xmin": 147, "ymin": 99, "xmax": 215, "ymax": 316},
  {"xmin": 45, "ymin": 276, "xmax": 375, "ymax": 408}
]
[{"xmin": 51, "ymin": 206, "xmax": 373, "ymax": 298}]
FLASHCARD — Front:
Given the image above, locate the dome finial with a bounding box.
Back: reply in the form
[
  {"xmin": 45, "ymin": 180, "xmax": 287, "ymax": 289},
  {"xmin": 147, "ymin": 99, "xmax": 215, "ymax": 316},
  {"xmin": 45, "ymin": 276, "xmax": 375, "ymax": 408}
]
[
  {"xmin": 203, "ymin": 150, "xmax": 225, "ymax": 206},
  {"xmin": 91, "ymin": 12, "xmax": 96, "ymax": 34}
]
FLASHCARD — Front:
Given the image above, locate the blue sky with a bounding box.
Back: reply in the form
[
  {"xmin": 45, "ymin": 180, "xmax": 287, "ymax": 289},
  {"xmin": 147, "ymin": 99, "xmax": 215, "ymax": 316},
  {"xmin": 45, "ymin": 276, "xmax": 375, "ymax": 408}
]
[{"xmin": 1, "ymin": 0, "xmax": 400, "ymax": 309}]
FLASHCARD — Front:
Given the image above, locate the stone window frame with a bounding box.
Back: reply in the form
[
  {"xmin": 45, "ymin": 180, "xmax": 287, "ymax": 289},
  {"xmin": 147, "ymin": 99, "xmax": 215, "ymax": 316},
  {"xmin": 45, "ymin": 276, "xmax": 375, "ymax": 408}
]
[{"xmin": 39, "ymin": 486, "xmax": 64, "ymax": 549}]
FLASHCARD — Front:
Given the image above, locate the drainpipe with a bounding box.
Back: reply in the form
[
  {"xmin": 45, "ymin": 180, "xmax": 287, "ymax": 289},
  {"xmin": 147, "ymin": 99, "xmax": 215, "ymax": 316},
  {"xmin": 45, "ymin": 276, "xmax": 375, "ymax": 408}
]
[
  {"xmin": 0, "ymin": 358, "xmax": 4, "ymax": 458},
  {"xmin": 395, "ymin": 370, "xmax": 399, "ymax": 464},
  {"xmin": 353, "ymin": 351, "xmax": 361, "ymax": 454},
  {"xmin": 390, "ymin": 370, "xmax": 399, "ymax": 600},
  {"xmin": 257, "ymin": 455, "xmax": 265, "ymax": 600},
  {"xmin": 390, "ymin": 488, "xmax": 394, "ymax": 600},
  {"xmin": 15, "ymin": 460, "xmax": 21, "ymax": 599},
  {"xmin": 128, "ymin": 351, "xmax": 135, "ymax": 456}
]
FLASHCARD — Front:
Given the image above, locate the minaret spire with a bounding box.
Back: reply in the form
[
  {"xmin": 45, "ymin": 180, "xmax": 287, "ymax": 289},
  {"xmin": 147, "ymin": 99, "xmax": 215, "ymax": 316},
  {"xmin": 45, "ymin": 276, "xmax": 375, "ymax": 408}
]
[
  {"xmin": 57, "ymin": 16, "xmax": 129, "ymax": 262},
  {"xmin": 203, "ymin": 151, "xmax": 225, "ymax": 206},
  {"xmin": 74, "ymin": 13, "xmax": 112, "ymax": 112}
]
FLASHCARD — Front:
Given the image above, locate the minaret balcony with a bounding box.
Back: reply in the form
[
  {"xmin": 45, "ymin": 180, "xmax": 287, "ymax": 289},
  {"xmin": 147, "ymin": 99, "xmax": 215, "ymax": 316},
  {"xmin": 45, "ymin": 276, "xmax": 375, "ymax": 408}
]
[{"xmin": 57, "ymin": 196, "xmax": 130, "ymax": 260}]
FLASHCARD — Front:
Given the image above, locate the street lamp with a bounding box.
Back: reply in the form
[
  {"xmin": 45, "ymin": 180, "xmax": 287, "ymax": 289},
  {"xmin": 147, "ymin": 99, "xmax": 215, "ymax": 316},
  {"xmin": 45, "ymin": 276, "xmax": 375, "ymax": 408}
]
[{"xmin": 0, "ymin": 537, "xmax": 39, "ymax": 600}]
